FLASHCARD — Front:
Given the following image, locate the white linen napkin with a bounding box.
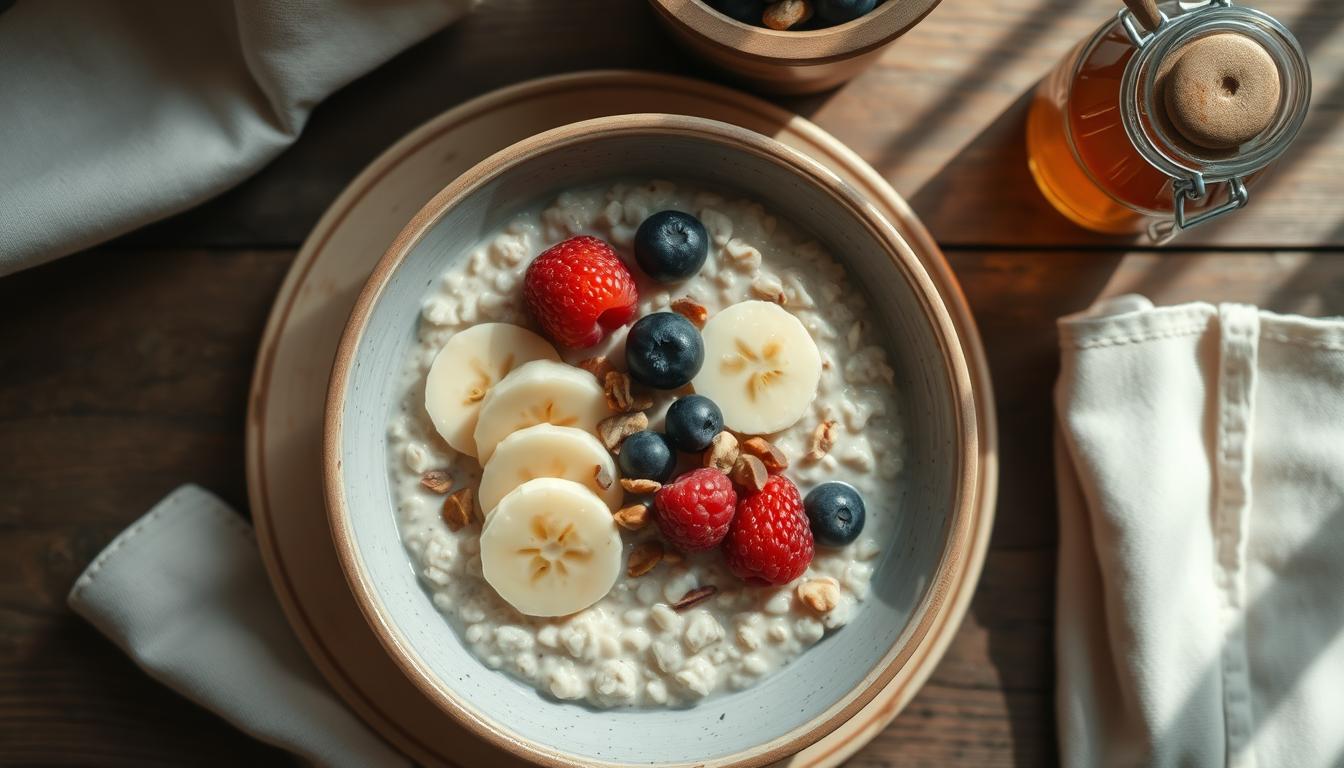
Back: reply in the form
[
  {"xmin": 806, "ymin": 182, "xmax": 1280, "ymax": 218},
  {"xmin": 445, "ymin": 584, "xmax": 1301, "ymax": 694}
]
[
  {"xmin": 1055, "ymin": 295, "xmax": 1344, "ymax": 768},
  {"xmin": 68, "ymin": 485, "xmax": 410, "ymax": 768},
  {"xmin": 0, "ymin": 0, "xmax": 474, "ymax": 275}
]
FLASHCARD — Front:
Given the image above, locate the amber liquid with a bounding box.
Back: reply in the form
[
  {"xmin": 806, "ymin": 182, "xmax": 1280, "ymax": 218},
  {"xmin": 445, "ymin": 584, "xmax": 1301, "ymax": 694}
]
[{"xmin": 1027, "ymin": 25, "xmax": 1179, "ymax": 233}]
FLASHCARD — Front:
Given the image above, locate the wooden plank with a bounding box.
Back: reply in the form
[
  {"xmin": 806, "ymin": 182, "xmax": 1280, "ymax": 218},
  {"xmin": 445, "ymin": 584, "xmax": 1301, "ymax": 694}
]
[
  {"xmin": 112, "ymin": 0, "xmax": 1344, "ymax": 252},
  {"xmin": 4, "ymin": 246, "xmax": 1341, "ymax": 763}
]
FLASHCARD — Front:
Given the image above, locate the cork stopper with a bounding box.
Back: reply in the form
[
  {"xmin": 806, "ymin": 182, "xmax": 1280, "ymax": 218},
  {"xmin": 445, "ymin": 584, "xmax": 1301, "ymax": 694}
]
[{"xmin": 1161, "ymin": 33, "xmax": 1281, "ymax": 150}]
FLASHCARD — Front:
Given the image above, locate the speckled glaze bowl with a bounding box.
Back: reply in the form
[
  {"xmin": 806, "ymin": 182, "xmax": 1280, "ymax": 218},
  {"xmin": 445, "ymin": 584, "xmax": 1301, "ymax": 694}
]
[
  {"xmin": 324, "ymin": 113, "xmax": 989, "ymax": 767},
  {"xmin": 648, "ymin": 0, "xmax": 942, "ymax": 94}
]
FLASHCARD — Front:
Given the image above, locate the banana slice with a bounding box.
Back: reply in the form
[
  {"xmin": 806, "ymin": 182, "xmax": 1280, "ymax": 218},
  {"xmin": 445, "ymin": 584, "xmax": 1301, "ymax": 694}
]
[
  {"xmin": 479, "ymin": 424, "xmax": 622, "ymax": 517},
  {"xmin": 473, "ymin": 359, "xmax": 610, "ymax": 463},
  {"xmin": 424, "ymin": 323, "xmax": 560, "ymax": 458},
  {"xmin": 692, "ymin": 300, "xmax": 822, "ymax": 435},
  {"xmin": 480, "ymin": 477, "xmax": 624, "ymax": 617}
]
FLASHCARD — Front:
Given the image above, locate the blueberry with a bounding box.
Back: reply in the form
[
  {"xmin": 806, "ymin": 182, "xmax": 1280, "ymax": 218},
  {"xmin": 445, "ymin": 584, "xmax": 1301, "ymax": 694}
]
[
  {"xmin": 634, "ymin": 211, "xmax": 709, "ymax": 283},
  {"xmin": 708, "ymin": 0, "xmax": 765, "ymax": 24},
  {"xmin": 618, "ymin": 431, "xmax": 678, "ymax": 483},
  {"xmin": 664, "ymin": 395, "xmax": 724, "ymax": 452},
  {"xmin": 804, "ymin": 482, "xmax": 867, "ymax": 546},
  {"xmin": 625, "ymin": 312, "xmax": 704, "ymax": 390},
  {"xmin": 815, "ymin": 0, "xmax": 878, "ymax": 25}
]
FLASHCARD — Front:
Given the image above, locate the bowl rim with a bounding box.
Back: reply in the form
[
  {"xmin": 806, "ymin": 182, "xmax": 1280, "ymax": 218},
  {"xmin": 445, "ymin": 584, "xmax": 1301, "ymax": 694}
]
[
  {"xmin": 323, "ymin": 113, "xmax": 984, "ymax": 768},
  {"xmin": 647, "ymin": 0, "xmax": 943, "ymax": 64}
]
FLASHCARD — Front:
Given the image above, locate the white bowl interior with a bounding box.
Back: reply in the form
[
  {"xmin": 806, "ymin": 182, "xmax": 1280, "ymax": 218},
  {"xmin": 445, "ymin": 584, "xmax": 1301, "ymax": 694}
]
[{"xmin": 336, "ymin": 128, "xmax": 959, "ymax": 765}]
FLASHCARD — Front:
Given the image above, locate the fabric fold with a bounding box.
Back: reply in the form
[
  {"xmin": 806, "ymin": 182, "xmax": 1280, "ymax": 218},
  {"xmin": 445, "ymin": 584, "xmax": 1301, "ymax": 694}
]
[
  {"xmin": 68, "ymin": 485, "xmax": 410, "ymax": 768},
  {"xmin": 1055, "ymin": 295, "xmax": 1344, "ymax": 768}
]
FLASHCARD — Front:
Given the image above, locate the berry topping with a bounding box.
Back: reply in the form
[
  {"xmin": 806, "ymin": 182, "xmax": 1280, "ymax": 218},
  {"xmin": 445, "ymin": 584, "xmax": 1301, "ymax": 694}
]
[
  {"xmin": 665, "ymin": 395, "xmax": 724, "ymax": 453},
  {"xmin": 815, "ymin": 0, "xmax": 877, "ymax": 24},
  {"xmin": 625, "ymin": 312, "xmax": 704, "ymax": 390},
  {"xmin": 634, "ymin": 211, "xmax": 709, "ymax": 283},
  {"xmin": 617, "ymin": 430, "xmax": 678, "ymax": 483},
  {"xmin": 523, "ymin": 236, "xmax": 638, "ymax": 349},
  {"xmin": 724, "ymin": 475, "xmax": 814, "ymax": 585},
  {"xmin": 804, "ymin": 481, "xmax": 867, "ymax": 546},
  {"xmin": 654, "ymin": 468, "xmax": 738, "ymax": 551}
]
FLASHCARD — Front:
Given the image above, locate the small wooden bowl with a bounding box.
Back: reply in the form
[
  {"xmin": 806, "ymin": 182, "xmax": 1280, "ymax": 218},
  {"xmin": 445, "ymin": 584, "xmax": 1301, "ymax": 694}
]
[{"xmin": 648, "ymin": 0, "xmax": 942, "ymax": 94}]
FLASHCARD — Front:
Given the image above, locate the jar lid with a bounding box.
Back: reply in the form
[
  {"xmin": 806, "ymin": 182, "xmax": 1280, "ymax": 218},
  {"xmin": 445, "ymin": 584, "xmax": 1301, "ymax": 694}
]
[
  {"xmin": 1160, "ymin": 32, "xmax": 1282, "ymax": 150},
  {"xmin": 1119, "ymin": 4, "xmax": 1311, "ymax": 185}
]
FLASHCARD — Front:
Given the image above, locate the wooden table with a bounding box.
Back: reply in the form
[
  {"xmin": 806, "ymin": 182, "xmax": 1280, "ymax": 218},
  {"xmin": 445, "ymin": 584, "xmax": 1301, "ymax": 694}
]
[{"xmin": 3, "ymin": 1, "xmax": 1341, "ymax": 764}]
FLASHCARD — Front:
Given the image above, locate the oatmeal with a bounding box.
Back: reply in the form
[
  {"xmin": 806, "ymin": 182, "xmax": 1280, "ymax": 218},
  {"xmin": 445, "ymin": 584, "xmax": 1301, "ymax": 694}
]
[{"xmin": 386, "ymin": 179, "xmax": 903, "ymax": 707}]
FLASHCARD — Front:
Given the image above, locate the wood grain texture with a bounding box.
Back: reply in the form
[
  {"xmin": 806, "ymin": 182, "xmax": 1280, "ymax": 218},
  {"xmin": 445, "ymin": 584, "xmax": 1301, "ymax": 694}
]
[
  {"xmin": 6, "ymin": 0, "xmax": 1344, "ymax": 764},
  {"xmin": 114, "ymin": 0, "xmax": 1344, "ymax": 250}
]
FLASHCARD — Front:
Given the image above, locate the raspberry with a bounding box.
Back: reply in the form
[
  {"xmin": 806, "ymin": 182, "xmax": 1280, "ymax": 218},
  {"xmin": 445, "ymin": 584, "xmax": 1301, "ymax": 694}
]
[
  {"xmin": 724, "ymin": 475, "xmax": 814, "ymax": 586},
  {"xmin": 523, "ymin": 236, "xmax": 639, "ymax": 349},
  {"xmin": 653, "ymin": 468, "xmax": 738, "ymax": 552}
]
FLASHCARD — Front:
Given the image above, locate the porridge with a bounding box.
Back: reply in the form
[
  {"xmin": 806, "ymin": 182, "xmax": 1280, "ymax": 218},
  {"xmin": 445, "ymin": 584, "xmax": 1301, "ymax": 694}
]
[{"xmin": 387, "ymin": 179, "xmax": 904, "ymax": 707}]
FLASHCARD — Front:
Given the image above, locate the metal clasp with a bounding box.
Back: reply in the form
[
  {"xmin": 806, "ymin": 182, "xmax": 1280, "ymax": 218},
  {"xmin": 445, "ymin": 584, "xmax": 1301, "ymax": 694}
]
[
  {"xmin": 1119, "ymin": 7, "xmax": 1169, "ymax": 47},
  {"xmin": 1149, "ymin": 175, "xmax": 1249, "ymax": 243}
]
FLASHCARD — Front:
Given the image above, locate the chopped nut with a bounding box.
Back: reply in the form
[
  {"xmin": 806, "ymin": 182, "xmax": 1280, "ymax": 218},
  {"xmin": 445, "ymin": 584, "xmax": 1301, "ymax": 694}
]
[
  {"xmin": 805, "ymin": 419, "xmax": 838, "ymax": 462},
  {"xmin": 731, "ymin": 454, "xmax": 768, "ymax": 493},
  {"xmin": 621, "ymin": 477, "xmax": 662, "ymax": 494},
  {"xmin": 673, "ymin": 585, "xmax": 719, "ymax": 611},
  {"xmin": 593, "ymin": 464, "xmax": 614, "ymax": 491},
  {"xmin": 613, "ymin": 502, "xmax": 651, "ymax": 530},
  {"xmin": 740, "ymin": 437, "xmax": 788, "ymax": 473},
  {"xmin": 441, "ymin": 488, "xmax": 475, "ymax": 532},
  {"xmin": 702, "ymin": 431, "xmax": 740, "ymax": 473},
  {"xmin": 603, "ymin": 370, "xmax": 653, "ymax": 413},
  {"xmin": 578, "ymin": 355, "xmax": 615, "ymax": 381},
  {"xmin": 663, "ymin": 549, "xmax": 684, "ymax": 565},
  {"xmin": 419, "ymin": 469, "xmax": 454, "ymax": 494},
  {"xmin": 598, "ymin": 411, "xmax": 648, "ymax": 451},
  {"xmin": 762, "ymin": 0, "xmax": 812, "ymax": 30},
  {"xmin": 627, "ymin": 541, "xmax": 664, "ymax": 577},
  {"xmin": 670, "ymin": 297, "xmax": 709, "ymax": 328},
  {"xmin": 750, "ymin": 275, "xmax": 786, "ymax": 304},
  {"xmin": 797, "ymin": 577, "xmax": 840, "ymax": 613}
]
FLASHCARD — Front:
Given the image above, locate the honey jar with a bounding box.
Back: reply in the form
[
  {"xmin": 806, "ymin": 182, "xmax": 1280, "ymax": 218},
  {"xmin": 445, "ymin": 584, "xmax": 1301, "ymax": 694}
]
[{"xmin": 1027, "ymin": 0, "xmax": 1311, "ymax": 241}]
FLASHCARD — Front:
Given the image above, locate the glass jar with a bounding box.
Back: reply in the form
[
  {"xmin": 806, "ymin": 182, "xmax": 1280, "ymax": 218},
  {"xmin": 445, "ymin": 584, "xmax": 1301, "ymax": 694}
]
[{"xmin": 1026, "ymin": 1, "xmax": 1311, "ymax": 241}]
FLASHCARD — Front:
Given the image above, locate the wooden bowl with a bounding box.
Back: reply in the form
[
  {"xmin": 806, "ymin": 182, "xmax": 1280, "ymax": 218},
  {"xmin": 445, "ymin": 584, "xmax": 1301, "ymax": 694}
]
[
  {"xmin": 324, "ymin": 113, "xmax": 990, "ymax": 767},
  {"xmin": 648, "ymin": 0, "xmax": 942, "ymax": 94}
]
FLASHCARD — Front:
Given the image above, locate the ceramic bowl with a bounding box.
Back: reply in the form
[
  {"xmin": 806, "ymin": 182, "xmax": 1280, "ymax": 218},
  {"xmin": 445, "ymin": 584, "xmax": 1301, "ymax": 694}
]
[
  {"xmin": 325, "ymin": 113, "xmax": 988, "ymax": 767},
  {"xmin": 647, "ymin": 0, "xmax": 942, "ymax": 94}
]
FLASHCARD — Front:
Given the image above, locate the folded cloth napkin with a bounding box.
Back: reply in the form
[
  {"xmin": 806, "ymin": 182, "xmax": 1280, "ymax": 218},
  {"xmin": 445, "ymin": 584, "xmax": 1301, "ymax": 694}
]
[
  {"xmin": 0, "ymin": 0, "xmax": 473, "ymax": 275},
  {"xmin": 68, "ymin": 485, "xmax": 410, "ymax": 768},
  {"xmin": 1055, "ymin": 296, "xmax": 1344, "ymax": 768}
]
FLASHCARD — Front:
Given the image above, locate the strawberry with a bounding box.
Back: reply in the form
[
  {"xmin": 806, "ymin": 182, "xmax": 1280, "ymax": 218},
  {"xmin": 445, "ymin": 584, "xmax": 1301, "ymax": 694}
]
[
  {"xmin": 654, "ymin": 468, "xmax": 738, "ymax": 551},
  {"xmin": 523, "ymin": 236, "xmax": 639, "ymax": 349},
  {"xmin": 724, "ymin": 475, "xmax": 814, "ymax": 586}
]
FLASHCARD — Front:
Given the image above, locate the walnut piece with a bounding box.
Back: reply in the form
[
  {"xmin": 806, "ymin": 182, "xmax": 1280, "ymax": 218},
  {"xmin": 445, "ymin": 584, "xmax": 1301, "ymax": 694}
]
[
  {"xmin": 627, "ymin": 541, "xmax": 664, "ymax": 577},
  {"xmin": 603, "ymin": 370, "xmax": 652, "ymax": 413},
  {"xmin": 440, "ymin": 488, "xmax": 474, "ymax": 532},
  {"xmin": 702, "ymin": 431, "xmax": 740, "ymax": 473},
  {"xmin": 577, "ymin": 355, "xmax": 615, "ymax": 381},
  {"xmin": 797, "ymin": 577, "xmax": 840, "ymax": 613},
  {"xmin": 670, "ymin": 297, "xmax": 709, "ymax": 328},
  {"xmin": 673, "ymin": 585, "xmax": 719, "ymax": 611},
  {"xmin": 740, "ymin": 437, "xmax": 788, "ymax": 473},
  {"xmin": 598, "ymin": 411, "xmax": 648, "ymax": 452},
  {"xmin": 731, "ymin": 454, "xmax": 768, "ymax": 493},
  {"xmin": 805, "ymin": 419, "xmax": 838, "ymax": 462},
  {"xmin": 593, "ymin": 464, "xmax": 614, "ymax": 491},
  {"xmin": 620, "ymin": 477, "xmax": 662, "ymax": 494},
  {"xmin": 419, "ymin": 469, "xmax": 453, "ymax": 494},
  {"xmin": 613, "ymin": 502, "xmax": 651, "ymax": 530},
  {"xmin": 762, "ymin": 0, "xmax": 812, "ymax": 30}
]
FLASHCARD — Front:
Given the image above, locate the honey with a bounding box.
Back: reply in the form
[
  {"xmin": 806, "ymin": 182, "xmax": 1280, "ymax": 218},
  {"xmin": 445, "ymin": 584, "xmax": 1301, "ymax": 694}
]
[{"xmin": 1026, "ymin": 2, "xmax": 1311, "ymax": 240}]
